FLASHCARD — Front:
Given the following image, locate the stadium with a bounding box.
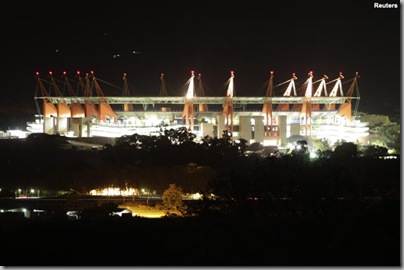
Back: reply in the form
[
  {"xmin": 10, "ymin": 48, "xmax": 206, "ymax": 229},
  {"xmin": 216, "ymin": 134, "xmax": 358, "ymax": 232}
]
[{"xmin": 27, "ymin": 70, "xmax": 369, "ymax": 146}]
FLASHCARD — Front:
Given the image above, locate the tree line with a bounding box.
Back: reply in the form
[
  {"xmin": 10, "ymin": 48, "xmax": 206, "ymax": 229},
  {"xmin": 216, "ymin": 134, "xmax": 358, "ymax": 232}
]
[{"xmin": 0, "ymin": 127, "xmax": 399, "ymax": 201}]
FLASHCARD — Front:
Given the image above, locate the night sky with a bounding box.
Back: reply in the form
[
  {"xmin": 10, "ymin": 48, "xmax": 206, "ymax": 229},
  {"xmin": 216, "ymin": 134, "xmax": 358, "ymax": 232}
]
[{"xmin": 1, "ymin": 0, "xmax": 401, "ymax": 116}]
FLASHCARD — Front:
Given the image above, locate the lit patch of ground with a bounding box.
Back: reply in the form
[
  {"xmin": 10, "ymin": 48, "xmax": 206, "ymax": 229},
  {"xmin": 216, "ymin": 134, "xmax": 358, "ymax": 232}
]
[{"xmin": 119, "ymin": 203, "xmax": 167, "ymax": 218}]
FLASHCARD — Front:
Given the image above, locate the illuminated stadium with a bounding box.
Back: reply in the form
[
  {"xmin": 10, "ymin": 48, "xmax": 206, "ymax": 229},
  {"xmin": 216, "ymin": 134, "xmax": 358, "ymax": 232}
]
[{"xmin": 27, "ymin": 70, "xmax": 369, "ymax": 146}]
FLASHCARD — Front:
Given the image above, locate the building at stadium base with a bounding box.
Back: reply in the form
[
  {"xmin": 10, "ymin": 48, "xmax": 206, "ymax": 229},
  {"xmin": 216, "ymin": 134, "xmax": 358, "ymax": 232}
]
[{"xmin": 27, "ymin": 70, "xmax": 369, "ymax": 146}]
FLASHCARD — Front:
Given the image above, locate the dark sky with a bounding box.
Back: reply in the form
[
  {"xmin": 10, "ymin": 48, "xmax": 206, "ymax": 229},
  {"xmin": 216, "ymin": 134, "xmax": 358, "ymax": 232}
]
[{"xmin": 1, "ymin": 0, "xmax": 401, "ymax": 116}]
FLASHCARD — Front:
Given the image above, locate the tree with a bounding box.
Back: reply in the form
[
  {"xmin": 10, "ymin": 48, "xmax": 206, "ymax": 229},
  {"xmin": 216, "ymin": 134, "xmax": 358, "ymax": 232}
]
[
  {"xmin": 333, "ymin": 142, "xmax": 358, "ymax": 159},
  {"xmin": 162, "ymin": 127, "xmax": 197, "ymax": 145},
  {"xmin": 357, "ymin": 113, "xmax": 400, "ymax": 153},
  {"xmin": 312, "ymin": 138, "xmax": 332, "ymax": 152},
  {"xmin": 373, "ymin": 123, "xmax": 400, "ymax": 153},
  {"xmin": 291, "ymin": 140, "xmax": 309, "ymax": 157},
  {"xmin": 162, "ymin": 184, "xmax": 187, "ymax": 216},
  {"xmin": 361, "ymin": 145, "xmax": 388, "ymax": 157},
  {"xmin": 247, "ymin": 142, "xmax": 264, "ymax": 152}
]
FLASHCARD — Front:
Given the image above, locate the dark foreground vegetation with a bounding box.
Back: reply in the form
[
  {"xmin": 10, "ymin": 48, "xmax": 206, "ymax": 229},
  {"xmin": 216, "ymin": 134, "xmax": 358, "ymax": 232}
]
[
  {"xmin": 0, "ymin": 129, "xmax": 401, "ymax": 266},
  {"xmin": 1, "ymin": 197, "xmax": 400, "ymax": 266}
]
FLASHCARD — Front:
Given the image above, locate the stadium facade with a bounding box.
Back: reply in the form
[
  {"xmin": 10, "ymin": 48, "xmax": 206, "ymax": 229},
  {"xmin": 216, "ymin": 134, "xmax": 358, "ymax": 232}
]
[{"xmin": 28, "ymin": 70, "xmax": 369, "ymax": 146}]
